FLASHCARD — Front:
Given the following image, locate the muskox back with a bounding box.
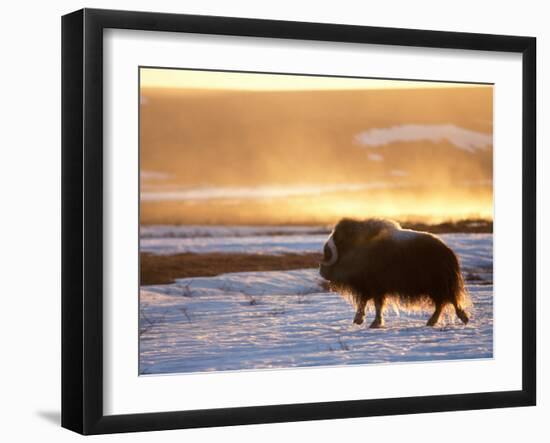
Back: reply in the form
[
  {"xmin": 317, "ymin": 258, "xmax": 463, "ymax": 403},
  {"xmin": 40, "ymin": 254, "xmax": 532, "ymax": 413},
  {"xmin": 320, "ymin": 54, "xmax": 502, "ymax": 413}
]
[
  {"xmin": 319, "ymin": 218, "xmax": 470, "ymax": 327},
  {"xmin": 360, "ymin": 230, "xmax": 466, "ymax": 307}
]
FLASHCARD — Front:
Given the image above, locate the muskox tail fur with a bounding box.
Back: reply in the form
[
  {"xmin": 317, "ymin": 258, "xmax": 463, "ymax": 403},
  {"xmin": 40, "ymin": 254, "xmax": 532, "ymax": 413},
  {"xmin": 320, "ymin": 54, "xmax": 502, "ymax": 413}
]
[{"xmin": 453, "ymin": 267, "xmax": 472, "ymax": 313}]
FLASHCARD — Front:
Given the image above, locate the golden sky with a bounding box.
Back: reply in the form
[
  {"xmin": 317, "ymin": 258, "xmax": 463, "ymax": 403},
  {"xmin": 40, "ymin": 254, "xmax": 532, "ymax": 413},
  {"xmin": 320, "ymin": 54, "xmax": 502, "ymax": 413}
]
[{"xmin": 140, "ymin": 67, "xmax": 490, "ymax": 91}]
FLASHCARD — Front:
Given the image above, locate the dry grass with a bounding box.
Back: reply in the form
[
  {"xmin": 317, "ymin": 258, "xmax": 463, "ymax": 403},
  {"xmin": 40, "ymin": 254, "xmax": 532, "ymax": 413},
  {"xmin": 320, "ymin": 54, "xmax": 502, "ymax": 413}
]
[{"xmin": 141, "ymin": 252, "xmax": 323, "ymax": 285}]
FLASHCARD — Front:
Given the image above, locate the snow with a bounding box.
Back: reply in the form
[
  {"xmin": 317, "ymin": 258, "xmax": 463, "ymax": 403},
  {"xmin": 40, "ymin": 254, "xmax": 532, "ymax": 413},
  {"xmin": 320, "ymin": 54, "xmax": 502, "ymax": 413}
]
[
  {"xmin": 355, "ymin": 124, "xmax": 492, "ymax": 153},
  {"xmin": 140, "ymin": 225, "xmax": 331, "ymax": 255},
  {"xmin": 140, "ymin": 224, "xmax": 330, "ymax": 239},
  {"xmin": 141, "ymin": 233, "xmax": 329, "ymax": 255},
  {"xmin": 139, "ymin": 233, "xmax": 493, "ymax": 375}
]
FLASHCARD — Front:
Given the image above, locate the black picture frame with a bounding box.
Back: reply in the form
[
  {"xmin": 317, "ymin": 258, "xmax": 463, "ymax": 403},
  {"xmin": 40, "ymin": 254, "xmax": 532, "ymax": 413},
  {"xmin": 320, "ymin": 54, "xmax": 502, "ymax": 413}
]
[{"xmin": 62, "ymin": 8, "xmax": 536, "ymax": 435}]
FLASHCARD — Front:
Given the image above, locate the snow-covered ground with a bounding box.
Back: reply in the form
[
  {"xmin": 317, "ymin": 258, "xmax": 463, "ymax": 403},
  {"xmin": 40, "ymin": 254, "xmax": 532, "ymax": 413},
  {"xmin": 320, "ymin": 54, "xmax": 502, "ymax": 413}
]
[
  {"xmin": 141, "ymin": 233, "xmax": 330, "ymax": 255},
  {"xmin": 139, "ymin": 230, "xmax": 493, "ymax": 375},
  {"xmin": 140, "ymin": 224, "xmax": 330, "ymax": 239}
]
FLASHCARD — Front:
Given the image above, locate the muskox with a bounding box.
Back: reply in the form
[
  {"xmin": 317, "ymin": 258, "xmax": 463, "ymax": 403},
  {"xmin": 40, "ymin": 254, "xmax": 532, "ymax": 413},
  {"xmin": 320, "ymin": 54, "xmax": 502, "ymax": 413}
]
[{"xmin": 319, "ymin": 218, "xmax": 470, "ymax": 328}]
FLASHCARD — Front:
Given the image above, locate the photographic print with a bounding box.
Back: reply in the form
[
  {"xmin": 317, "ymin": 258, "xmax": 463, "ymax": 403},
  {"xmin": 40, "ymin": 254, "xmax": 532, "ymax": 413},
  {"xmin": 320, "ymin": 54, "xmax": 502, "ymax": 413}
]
[{"xmin": 138, "ymin": 67, "xmax": 494, "ymax": 376}]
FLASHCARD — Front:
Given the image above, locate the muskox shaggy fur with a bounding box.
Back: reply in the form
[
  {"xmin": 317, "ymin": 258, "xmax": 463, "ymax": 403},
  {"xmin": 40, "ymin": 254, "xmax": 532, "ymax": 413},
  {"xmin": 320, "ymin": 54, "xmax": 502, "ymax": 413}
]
[{"xmin": 319, "ymin": 218, "xmax": 470, "ymax": 328}]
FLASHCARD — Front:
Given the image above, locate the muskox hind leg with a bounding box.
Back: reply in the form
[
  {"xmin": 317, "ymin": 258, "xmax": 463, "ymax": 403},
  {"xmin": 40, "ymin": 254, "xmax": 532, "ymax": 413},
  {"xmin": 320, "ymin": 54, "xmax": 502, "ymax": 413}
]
[
  {"xmin": 453, "ymin": 302, "xmax": 469, "ymax": 325},
  {"xmin": 369, "ymin": 296, "xmax": 386, "ymax": 328}
]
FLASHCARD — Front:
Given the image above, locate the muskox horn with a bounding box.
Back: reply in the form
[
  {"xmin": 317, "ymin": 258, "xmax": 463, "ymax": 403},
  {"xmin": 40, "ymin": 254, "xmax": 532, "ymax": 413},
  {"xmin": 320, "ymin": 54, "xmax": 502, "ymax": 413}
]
[{"xmin": 321, "ymin": 236, "xmax": 338, "ymax": 266}]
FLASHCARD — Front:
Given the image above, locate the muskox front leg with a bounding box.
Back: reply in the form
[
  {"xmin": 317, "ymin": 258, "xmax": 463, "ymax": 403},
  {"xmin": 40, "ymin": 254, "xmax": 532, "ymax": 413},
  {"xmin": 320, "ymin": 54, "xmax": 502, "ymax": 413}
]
[
  {"xmin": 427, "ymin": 302, "xmax": 443, "ymax": 326},
  {"xmin": 369, "ymin": 296, "xmax": 386, "ymax": 328},
  {"xmin": 353, "ymin": 298, "xmax": 367, "ymax": 325}
]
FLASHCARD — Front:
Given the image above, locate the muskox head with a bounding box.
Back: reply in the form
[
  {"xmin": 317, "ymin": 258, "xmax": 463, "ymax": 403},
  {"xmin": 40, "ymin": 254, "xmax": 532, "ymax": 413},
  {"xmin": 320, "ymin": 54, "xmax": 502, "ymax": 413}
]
[{"xmin": 319, "ymin": 218, "xmax": 401, "ymax": 282}]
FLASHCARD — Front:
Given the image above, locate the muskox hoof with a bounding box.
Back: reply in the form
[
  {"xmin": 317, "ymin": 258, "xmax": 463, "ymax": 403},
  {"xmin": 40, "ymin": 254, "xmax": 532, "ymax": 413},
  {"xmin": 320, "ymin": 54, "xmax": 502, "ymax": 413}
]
[
  {"xmin": 426, "ymin": 317, "xmax": 439, "ymax": 327},
  {"xmin": 353, "ymin": 313, "xmax": 364, "ymax": 325},
  {"xmin": 456, "ymin": 309, "xmax": 469, "ymax": 325},
  {"xmin": 369, "ymin": 319, "xmax": 384, "ymax": 329}
]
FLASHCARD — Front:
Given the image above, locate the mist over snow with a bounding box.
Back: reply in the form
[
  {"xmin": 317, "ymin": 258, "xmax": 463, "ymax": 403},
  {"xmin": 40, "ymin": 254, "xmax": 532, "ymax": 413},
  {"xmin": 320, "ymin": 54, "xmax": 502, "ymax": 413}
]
[
  {"xmin": 367, "ymin": 153, "xmax": 384, "ymax": 162},
  {"xmin": 140, "ymin": 170, "xmax": 172, "ymax": 181},
  {"xmin": 139, "ymin": 85, "xmax": 494, "ymax": 224},
  {"xmin": 390, "ymin": 169, "xmax": 409, "ymax": 177},
  {"xmin": 140, "ymin": 182, "xmax": 400, "ymax": 202},
  {"xmin": 355, "ymin": 124, "xmax": 492, "ymax": 153}
]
